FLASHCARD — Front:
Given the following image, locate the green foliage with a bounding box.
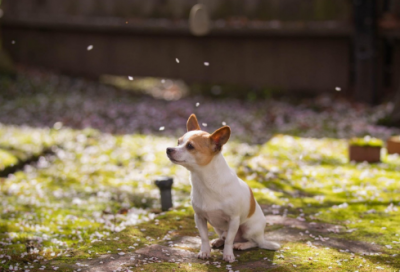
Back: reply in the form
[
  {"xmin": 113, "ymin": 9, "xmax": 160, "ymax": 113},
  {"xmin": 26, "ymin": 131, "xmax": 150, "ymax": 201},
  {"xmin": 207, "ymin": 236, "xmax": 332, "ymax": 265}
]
[
  {"xmin": 0, "ymin": 149, "xmax": 18, "ymax": 171},
  {"xmin": 349, "ymin": 136, "xmax": 384, "ymax": 147}
]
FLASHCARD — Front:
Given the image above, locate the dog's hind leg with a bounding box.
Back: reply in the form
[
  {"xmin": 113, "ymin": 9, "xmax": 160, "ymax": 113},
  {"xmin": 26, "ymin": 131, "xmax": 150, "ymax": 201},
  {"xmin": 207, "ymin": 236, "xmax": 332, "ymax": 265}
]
[
  {"xmin": 211, "ymin": 238, "xmax": 225, "ymax": 248},
  {"xmin": 211, "ymin": 228, "xmax": 225, "ymax": 248},
  {"xmin": 233, "ymin": 241, "xmax": 257, "ymax": 250}
]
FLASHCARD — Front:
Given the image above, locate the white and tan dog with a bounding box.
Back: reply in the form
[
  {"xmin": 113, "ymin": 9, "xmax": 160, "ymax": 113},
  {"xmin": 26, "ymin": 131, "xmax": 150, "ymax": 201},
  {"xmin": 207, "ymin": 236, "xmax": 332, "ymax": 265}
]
[{"xmin": 166, "ymin": 114, "xmax": 280, "ymax": 263}]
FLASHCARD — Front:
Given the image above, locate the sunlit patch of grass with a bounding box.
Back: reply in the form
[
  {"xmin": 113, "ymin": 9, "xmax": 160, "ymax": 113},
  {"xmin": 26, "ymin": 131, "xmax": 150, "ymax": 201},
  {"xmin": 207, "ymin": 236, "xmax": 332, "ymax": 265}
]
[
  {"xmin": 233, "ymin": 135, "xmax": 400, "ymax": 271},
  {"xmin": 0, "ymin": 123, "xmax": 216, "ymax": 271},
  {"xmin": 121, "ymin": 262, "xmax": 220, "ymax": 272},
  {"xmin": 1, "ymin": 126, "xmax": 400, "ymax": 271},
  {"xmin": 0, "ymin": 149, "xmax": 18, "ymax": 171},
  {"xmin": 262, "ymin": 242, "xmax": 398, "ymax": 272},
  {"xmin": 52, "ymin": 205, "xmax": 198, "ymax": 263},
  {"xmin": 0, "ymin": 125, "xmax": 191, "ymax": 270},
  {"xmin": 0, "ymin": 124, "xmax": 76, "ymax": 157}
]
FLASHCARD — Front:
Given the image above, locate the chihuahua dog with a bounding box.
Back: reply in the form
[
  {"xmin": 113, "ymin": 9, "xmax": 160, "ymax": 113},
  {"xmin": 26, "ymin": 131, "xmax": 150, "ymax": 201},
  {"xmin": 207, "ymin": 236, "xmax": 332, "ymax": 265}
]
[{"xmin": 166, "ymin": 114, "xmax": 280, "ymax": 263}]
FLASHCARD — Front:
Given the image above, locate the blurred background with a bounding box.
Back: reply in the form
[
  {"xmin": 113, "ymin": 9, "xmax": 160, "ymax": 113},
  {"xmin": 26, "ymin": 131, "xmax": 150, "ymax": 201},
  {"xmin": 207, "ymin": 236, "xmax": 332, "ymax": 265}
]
[
  {"xmin": 1, "ymin": 0, "xmax": 400, "ymax": 100},
  {"xmin": 1, "ymin": 0, "xmax": 400, "ymax": 139}
]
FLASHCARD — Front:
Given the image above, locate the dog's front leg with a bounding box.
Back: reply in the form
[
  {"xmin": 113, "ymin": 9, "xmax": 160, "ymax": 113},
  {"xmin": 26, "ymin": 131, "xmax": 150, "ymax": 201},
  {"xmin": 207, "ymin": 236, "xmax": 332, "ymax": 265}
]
[
  {"xmin": 195, "ymin": 213, "xmax": 211, "ymax": 259},
  {"xmin": 223, "ymin": 216, "xmax": 240, "ymax": 263}
]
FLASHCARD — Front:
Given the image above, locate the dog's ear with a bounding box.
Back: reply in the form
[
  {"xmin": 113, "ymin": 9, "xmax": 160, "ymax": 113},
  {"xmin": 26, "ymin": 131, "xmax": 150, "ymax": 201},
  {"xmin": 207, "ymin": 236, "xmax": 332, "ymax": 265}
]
[
  {"xmin": 187, "ymin": 114, "xmax": 201, "ymax": 131},
  {"xmin": 209, "ymin": 126, "xmax": 230, "ymax": 152}
]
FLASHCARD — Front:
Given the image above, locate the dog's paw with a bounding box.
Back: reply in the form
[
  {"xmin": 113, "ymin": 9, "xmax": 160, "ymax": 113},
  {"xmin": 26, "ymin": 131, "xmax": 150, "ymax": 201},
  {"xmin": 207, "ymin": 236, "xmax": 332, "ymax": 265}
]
[
  {"xmin": 211, "ymin": 238, "xmax": 224, "ymax": 248},
  {"xmin": 233, "ymin": 242, "xmax": 249, "ymax": 250},
  {"xmin": 233, "ymin": 243, "xmax": 244, "ymax": 250},
  {"xmin": 223, "ymin": 253, "xmax": 236, "ymax": 263},
  {"xmin": 197, "ymin": 251, "xmax": 210, "ymax": 259}
]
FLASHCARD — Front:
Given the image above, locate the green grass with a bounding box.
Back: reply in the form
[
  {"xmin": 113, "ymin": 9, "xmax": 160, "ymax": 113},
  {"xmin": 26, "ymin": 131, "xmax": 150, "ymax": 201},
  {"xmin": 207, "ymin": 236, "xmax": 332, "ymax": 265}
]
[
  {"xmin": 0, "ymin": 129, "xmax": 399, "ymax": 271},
  {"xmin": 0, "ymin": 124, "xmax": 77, "ymax": 175},
  {"xmin": 235, "ymin": 135, "xmax": 400, "ymax": 271},
  {"xmin": 0, "ymin": 148, "xmax": 18, "ymax": 171},
  {"xmin": 349, "ymin": 136, "xmax": 384, "ymax": 147}
]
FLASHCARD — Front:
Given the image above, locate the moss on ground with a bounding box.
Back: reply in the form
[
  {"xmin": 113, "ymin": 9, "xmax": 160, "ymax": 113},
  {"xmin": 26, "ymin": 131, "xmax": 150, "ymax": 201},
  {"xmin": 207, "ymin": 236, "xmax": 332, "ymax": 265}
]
[
  {"xmin": 0, "ymin": 148, "xmax": 18, "ymax": 171},
  {"xmin": 0, "ymin": 130, "xmax": 399, "ymax": 271},
  {"xmin": 123, "ymin": 262, "xmax": 222, "ymax": 272},
  {"xmin": 0, "ymin": 125, "xmax": 201, "ymax": 270},
  {"xmin": 235, "ymin": 135, "xmax": 400, "ymax": 271},
  {"xmin": 349, "ymin": 136, "xmax": 384, "ymax": 147}
]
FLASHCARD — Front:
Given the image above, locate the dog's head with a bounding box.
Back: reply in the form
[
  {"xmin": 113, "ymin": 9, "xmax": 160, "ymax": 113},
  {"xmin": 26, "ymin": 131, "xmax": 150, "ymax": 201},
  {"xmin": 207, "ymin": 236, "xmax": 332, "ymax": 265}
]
[{"xmin": 166, "ymin": 114, "xmax": 230, "ymax": 168}]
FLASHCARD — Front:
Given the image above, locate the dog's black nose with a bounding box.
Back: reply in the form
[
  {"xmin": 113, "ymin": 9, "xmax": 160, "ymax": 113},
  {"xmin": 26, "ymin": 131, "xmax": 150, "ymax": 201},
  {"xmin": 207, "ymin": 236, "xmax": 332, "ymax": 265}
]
[{"xmin": 166, "ymin": 148, "xmax": 174, "ymax": 155}]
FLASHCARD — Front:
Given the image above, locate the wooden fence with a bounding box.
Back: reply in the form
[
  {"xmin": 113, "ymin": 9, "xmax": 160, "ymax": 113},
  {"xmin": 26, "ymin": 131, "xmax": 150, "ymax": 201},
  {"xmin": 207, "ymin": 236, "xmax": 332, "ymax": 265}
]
[{"xmin": 1, "ymin": 0, "xmax": 400, "ymax": 103}]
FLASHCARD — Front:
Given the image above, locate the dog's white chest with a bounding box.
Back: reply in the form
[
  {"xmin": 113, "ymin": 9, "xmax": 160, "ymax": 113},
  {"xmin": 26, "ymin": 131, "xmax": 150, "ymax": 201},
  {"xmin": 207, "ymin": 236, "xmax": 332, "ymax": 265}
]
[
  {"xmin": 194, "ymin": 206, "xmax": 230, "ymax": 230},
  {"xmin": 189, "ymin": 153, "xmax": 242, "ymax": 231}
]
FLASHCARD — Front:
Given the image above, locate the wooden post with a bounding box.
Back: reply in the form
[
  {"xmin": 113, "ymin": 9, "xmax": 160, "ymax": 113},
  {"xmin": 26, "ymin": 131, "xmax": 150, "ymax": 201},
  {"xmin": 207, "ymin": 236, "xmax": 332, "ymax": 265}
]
[{"xmin": 353, "ymin": 0, "xmax": 378, "ymax": 104}]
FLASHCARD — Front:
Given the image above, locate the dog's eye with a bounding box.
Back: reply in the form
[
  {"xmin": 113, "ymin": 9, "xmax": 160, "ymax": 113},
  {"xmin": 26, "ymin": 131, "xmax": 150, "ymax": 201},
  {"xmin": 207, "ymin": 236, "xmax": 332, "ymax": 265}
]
[{"xmin": 186, "ymin": 143, "xmax": 194, "ymax": 150}]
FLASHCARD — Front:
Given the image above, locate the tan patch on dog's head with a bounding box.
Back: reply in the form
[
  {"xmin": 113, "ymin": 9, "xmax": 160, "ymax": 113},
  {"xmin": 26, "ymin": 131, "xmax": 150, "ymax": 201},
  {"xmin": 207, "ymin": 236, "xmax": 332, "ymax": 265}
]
[
  {"xmin": 181, "ymin": 114, "xmax": 231, "ymax": 166},
  {"xmin": 185, "ymin": 131, "xmax": 216, "ymax": 166},
  {"xmin": 247, "ymin": 186, "xmax": 256, "ymax": 218}
]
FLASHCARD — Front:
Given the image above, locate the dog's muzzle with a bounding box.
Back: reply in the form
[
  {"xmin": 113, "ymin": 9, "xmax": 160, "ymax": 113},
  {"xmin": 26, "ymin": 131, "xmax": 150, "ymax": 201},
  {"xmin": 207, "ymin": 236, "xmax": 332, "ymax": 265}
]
[
  {"xmin": 166, "ymin": 148, "xmax": 175, "ymax": 156},
  {"xmin": 166, "ymin": 148, "xmax": 180, "ymax": 162}
]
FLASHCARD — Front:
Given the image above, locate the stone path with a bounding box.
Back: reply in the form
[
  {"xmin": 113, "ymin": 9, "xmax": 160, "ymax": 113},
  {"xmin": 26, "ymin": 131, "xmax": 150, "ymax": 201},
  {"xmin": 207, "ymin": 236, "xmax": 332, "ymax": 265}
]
[
  {"xmin": 70, "ymin": 244, "xmax": 201, "ymax": 272},
  {"xmin": 265, "ymin": 215, "xmax": 346, "ymax": 233},
  {"xmin": 66, "ymin": 215, "xmax": 383, "ymax": 271}
]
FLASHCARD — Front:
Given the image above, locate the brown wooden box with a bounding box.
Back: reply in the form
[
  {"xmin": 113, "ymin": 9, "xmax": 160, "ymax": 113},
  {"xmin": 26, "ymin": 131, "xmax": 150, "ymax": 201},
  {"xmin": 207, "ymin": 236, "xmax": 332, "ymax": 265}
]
[
  {"xmin": 387, "ymin": 137, "xmax": 400, "ymax": 155},
  {"xmin": 349, "ymin": 145, "xmax": 381, "ymax": 163}
]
